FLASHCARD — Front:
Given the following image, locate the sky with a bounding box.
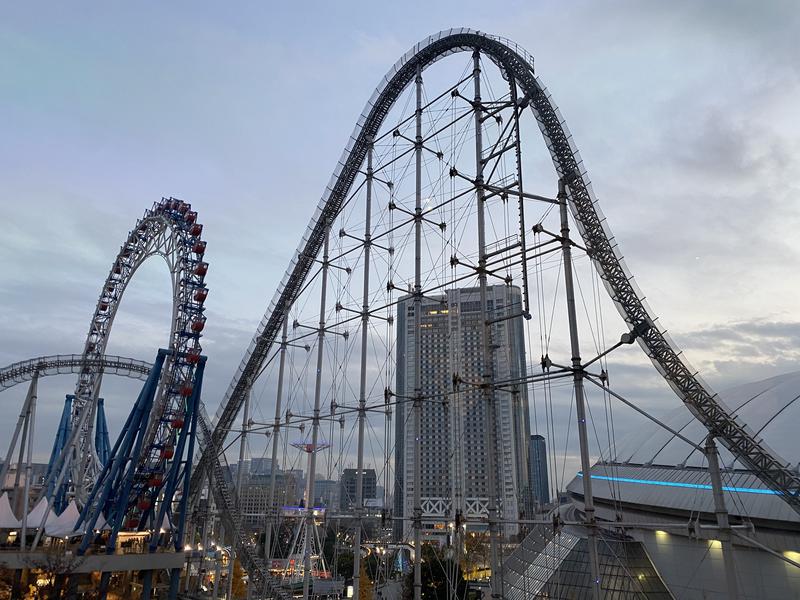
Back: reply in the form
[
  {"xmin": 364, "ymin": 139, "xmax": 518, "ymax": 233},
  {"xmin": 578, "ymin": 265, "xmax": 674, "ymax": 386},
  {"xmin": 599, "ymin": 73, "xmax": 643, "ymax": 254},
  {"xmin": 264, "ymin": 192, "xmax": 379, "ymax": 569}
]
[{"xmin": 1, "ymin": 1, "xmax": 799, "ymax": 480}]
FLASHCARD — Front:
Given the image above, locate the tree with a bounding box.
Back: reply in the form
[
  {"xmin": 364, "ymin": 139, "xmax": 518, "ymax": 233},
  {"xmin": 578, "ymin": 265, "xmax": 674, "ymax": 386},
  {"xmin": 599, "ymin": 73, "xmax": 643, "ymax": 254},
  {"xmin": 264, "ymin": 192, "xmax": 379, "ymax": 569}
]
[
  {"xmin": 462, "ymin": 533, "xmax": 489, "ymax": 579},
  {"xmin": 231, "ymin": 559, "xmax": 247, "ymax": 598},
  {"xmin": 402, "ymin": 544, "xmax": 466, "ymax": 600},
  {"xmin": 21, "ymin": 546, "xmax": 85, "ymax": 600},
  {"xmin": 358, "ymin": 561, "xmax": 373, "ymax": 600}
]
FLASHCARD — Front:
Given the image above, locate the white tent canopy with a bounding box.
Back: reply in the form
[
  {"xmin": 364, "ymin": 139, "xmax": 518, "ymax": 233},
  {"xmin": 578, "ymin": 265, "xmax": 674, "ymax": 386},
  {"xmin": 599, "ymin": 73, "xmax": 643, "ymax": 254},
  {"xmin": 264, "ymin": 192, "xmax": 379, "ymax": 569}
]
[
  {"xmin": 0, "ymin": 492, "xmax": 21, "ymax": 529},
  {"xmin": 95, "ymin": 512, "xmax": 112, "ymax": 532},
  {"xmin": 25, "ymin": 497, "xmax": 52, "ymax": 528},
  {"xmin": 45, "ymin": 500, "xmax": 81, "ymax": 538}
]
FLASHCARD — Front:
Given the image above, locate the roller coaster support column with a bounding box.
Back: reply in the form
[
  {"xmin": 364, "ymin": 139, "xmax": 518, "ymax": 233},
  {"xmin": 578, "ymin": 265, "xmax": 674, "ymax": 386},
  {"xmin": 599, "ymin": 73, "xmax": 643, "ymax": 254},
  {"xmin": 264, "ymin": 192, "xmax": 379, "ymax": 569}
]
[
  {"xmin": 473, "ymin": 49, "xmax": 503, "ymax": 600},
  {"xmin": 352, "ymin": 136, "xmax": 374, "ymax": 600},
  {"xmin": 75, "ymin": 350, "xmax": 167, "ymax": 549},
  {"xmin": 91, "ymin": 350, "xmax": 168, "ymax": 598},
  {"xmin": 140, "ymin": 356, "xmax": 206, "ymax": 598},
  {"xmin": 706, "ymin": 436, "xmax": 740, "ymax": 599},
  {"xmin": 559, "ymin": 178, "xmax": 602, "ymax": 599},
  {"xmin": 265, "ymin": 316, "xmax": 289, "ymax": 565},
  {"xmin": 44, "ymin": 396, "xmax": 73, "ymax": 513},
  {"xmin": 302, "ymin": 231, "xmax": 330, "ymax": 600},
  {"xmin": 19, "ymin": 375, "xmax": 37, "ymax": 551},
  {"xmin": 95, "ymin": 397, "xmax": 111, "ymax": 467},
  {"xmin": 0, "ymin": 371, "xmax": 38, "ymax": 510},
  {"xmin": 227, "ymin": 385, "xmax": 250, "ymax": 600},
  {"xmin": 412, "ymin": 62, "xmax": 424, "ymax": 600},
  {"xmin": 168, "ymin": 357, "xmax": 203, "ymax": 600},
  {"xmin": 5, "ymin": 376, "xmax": 38, "ymax": 599}
]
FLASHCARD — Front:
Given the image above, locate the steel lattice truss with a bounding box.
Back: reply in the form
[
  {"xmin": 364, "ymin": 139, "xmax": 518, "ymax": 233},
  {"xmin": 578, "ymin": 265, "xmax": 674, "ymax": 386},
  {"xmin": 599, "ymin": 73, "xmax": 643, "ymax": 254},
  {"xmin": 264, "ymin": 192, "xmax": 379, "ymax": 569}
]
[
  {"xmin": 196, "ymin": 29, "xmax": 800, "ymax": 511},
  {"xmin": 0, "ymin": 354, "xmax": 151, "ymax": 391}
]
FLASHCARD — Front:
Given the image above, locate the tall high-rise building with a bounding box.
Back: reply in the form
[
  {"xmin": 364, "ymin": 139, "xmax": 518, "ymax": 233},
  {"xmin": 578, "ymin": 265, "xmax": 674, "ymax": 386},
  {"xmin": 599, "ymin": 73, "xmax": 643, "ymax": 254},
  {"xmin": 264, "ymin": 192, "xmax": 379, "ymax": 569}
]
[
  {"xmin": 528, "ymin": 434, "xmax": 550, "ymax": 509},
  {"xmin": 394, "ymin": 285, "xmax": 531, "ymax": 539},
  {"xmin": 314, "ymin": 479, "xmax": 340, "ymax": 508},
  {"xmin": 239, "ymin": 472, "xmax": 298, "ymax": 532},
  {"xmin": 249, "ymin": 457, "xmax": 275, "ymax": 476},
  {"xmin": 340, "ymin": 468, "xmax": 377, "ymax": 511}
]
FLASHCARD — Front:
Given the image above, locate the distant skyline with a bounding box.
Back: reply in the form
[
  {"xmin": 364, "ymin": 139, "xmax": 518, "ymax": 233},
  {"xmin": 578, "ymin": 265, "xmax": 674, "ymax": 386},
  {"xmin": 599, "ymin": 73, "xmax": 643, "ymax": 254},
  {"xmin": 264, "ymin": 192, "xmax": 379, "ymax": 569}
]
[{"xmin": 1, "ymin": 2, "xmax": 798, "ymax": 481}]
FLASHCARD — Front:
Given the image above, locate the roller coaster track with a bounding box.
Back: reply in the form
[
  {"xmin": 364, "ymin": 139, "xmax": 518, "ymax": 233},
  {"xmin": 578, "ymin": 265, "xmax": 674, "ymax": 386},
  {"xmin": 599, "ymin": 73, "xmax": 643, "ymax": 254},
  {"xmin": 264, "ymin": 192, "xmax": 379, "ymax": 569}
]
[
  {"xmin": 0, "ymin": 354, "xmax": 152, "ymax": 391},
  {"xmin": 191, "ymin": 27, "xmax": 800, "ymax": 592}
]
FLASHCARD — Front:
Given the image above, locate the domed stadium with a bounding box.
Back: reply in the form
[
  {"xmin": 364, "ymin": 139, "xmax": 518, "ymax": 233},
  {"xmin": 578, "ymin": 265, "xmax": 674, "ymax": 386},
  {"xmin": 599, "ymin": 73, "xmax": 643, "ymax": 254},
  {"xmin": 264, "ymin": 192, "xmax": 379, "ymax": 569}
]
[
  {"xmin": 578, "ymin": 371, "xmax": 800, "ymax": 597},
  {"xmin": 504, "ymin": 371, "xmax": 800, "ymax": 599}
]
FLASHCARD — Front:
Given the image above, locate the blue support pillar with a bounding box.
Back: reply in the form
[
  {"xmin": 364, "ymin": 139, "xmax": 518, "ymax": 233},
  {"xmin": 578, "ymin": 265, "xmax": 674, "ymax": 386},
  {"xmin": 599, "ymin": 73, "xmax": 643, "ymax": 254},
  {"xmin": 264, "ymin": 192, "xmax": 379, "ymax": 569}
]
[
  {"xmin": 77, "ymin": 349, "xmax": 167, "ymax": 555},
  {"xmin": 168, "ymin": 357, "xmax": 205, "ymax": 600},
  {"xmin": 141, "ymin": 570, "xmax": 153, "ymax": 599},
  {"xmin": 45, "ymin": 395, "xmax": 73, "ymax": 513},
  {"xmin": 76, "ymin": 348, "xmax": 207, "ymax": 600},
  {"xmin": 95, "ymin": 397, "xmax": 111, "ymax": 467},
  {"xmin": 150, "ymin": 357, "xmax": 206, "ymax": 549}
]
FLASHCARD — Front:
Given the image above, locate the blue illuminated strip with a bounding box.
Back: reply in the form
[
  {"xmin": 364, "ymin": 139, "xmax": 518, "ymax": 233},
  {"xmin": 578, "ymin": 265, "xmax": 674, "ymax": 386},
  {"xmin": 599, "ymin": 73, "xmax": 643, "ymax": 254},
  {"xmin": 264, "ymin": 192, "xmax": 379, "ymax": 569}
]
[{"xmin": 577, "ymin": 472, "xmax": 778, "ymax": 496}]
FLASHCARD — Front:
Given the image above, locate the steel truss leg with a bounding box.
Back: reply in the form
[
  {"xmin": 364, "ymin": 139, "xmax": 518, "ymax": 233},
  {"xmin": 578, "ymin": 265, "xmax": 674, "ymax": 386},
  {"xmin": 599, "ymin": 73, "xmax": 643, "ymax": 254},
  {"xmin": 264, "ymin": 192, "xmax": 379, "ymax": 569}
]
[
  {"xmin": 706, "ymin": 436, "xmax": 740, "ymax": 599},
  {"xmin": 352, "ymin": 136, "xmax": 374, "ymax": 600},
  {"xmin": 558, "ymin": 179, "xmax": 602, "ymax": 599},
  {"xmin": 228, "ymin": 386, "xmax": 250, "ymax": 600},
  {"xmin": 265, "ymin": 316, "xmax": 289, "ymax": 566},
  {"xmin": 8, "ymin": 376, "xmax": 39, "ymax": 600},
  {"xmin": 302, "ymin": 231, "xmax": 331, "ymax": 600},
  {"xmin": 473, "ymin": 49, "xmax": 504, "ymax": 600},
  {"xmin": 21, "ymin": 375, "xmax": 38, "ymax": 549},
  {"xmin": 0, "ymin": 373, "xmax": 38, "ymax": 522},
  {"xmin": 412, "ymin": 62, "xmax": 424, "ymax": 600}
]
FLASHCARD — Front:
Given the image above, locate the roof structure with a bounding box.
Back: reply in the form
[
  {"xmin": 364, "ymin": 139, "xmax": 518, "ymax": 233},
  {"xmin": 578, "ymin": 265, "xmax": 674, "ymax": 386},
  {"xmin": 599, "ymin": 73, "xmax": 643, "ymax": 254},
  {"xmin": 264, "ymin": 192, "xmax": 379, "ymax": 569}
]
[
  {"xmin": 567, "ymin": 463, "xmax": 800, "ymax": 525},
  {"xmin": 0, "ymin": 492, "xmax": 21, "ymax": 529},
  {"xmin": 566, "ymin": 370, "xmax": 800, "ymax": 530},
  {"xmin": 503, "ymin": 525, "xmax": 673, "ymax": 599},
  {"xmin": 614, "ymin": 370, "xmax": 800, "ymax": 470}
]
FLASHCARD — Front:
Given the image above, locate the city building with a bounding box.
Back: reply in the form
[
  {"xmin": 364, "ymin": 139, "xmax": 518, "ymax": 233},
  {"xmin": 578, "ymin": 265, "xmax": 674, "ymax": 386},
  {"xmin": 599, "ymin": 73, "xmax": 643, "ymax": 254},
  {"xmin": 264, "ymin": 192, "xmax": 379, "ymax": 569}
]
[
  {"xmin": 1, "ymin": 462, "xmax": 49, "ymax": 514},
  {"xmin": 528, "ymin": 434, "xmax": 550, "ymax": 510},
  {"xmin": 394, "ymin": 285, "xmax": 531, "ymax": 540},
  {"xmin": 313, "ymin": 478, "xmax": 339, "ymax": 509},
  {"xmin": 249, "ymin": 457, "xmax": 275, "ymax": 476},
  {"xmin": 285, "ymin": 469, "xmax": 305, "ymax": 497},
  {"xmin": 340, "ymin": 468, "xmax": 376, "ymax": 511},
  {"xmin": 0, "ymin": 462, "xmax": 48, "ymax": 494},
  {"xmin": 239, "ymin": 471, "xmax": 299, "ymax": 532}
]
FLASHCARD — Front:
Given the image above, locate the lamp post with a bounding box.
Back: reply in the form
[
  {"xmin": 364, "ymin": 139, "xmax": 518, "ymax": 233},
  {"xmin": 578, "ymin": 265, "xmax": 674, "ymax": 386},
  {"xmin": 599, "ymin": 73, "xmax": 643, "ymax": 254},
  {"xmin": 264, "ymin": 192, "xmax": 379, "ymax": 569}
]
[
  {"xmin": 212, "ymin": 550, "xmax": 222, "ymax": 600},
  {"xmin": 210, "ymin": 545, "xmax": 233, "ymax": 600}
]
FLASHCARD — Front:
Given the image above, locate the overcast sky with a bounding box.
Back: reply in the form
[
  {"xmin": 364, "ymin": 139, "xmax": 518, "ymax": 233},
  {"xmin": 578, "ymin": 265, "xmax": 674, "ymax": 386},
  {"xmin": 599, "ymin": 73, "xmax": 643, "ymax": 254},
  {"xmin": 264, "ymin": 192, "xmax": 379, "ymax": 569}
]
[{"xmin": 1, "ymin": 1, "xmax": 798, "ymax": 480}]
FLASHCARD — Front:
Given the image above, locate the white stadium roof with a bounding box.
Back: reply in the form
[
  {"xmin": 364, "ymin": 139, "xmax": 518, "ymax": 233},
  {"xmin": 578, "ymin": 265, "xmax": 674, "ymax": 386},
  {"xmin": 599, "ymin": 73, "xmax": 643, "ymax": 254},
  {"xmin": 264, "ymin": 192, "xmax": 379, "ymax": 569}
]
[{"xmin": 613, "ymin": 370, "xmax": 800, "ymax": 470}]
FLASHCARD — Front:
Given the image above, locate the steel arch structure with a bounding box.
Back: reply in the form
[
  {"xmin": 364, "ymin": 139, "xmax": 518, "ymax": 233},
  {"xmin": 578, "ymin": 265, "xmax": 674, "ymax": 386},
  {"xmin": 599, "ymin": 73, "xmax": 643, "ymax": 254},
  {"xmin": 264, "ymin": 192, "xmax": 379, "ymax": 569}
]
[
  {"xmin": 0, "ymin": 354, "xmax": 151, "ymax": 391},
  {"xmin": 195, "ymin": 28, "xmax": 800, "ymax": 519},
  {"xmin": 64, "ymin": 197, "xmax": 209, "ymax": 504}
]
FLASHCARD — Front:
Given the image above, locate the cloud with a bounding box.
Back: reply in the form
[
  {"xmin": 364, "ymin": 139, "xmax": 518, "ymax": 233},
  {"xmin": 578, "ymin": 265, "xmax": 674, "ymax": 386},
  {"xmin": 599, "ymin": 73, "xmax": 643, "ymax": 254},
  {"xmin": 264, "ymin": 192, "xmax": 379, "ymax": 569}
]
[
  {"xmin": 1, "ymin": 2, "xmax": 798, "ymax": 499},
  {"xmin": 676, "ymin": 319, "xmax": 800, "ymax": 387}
]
